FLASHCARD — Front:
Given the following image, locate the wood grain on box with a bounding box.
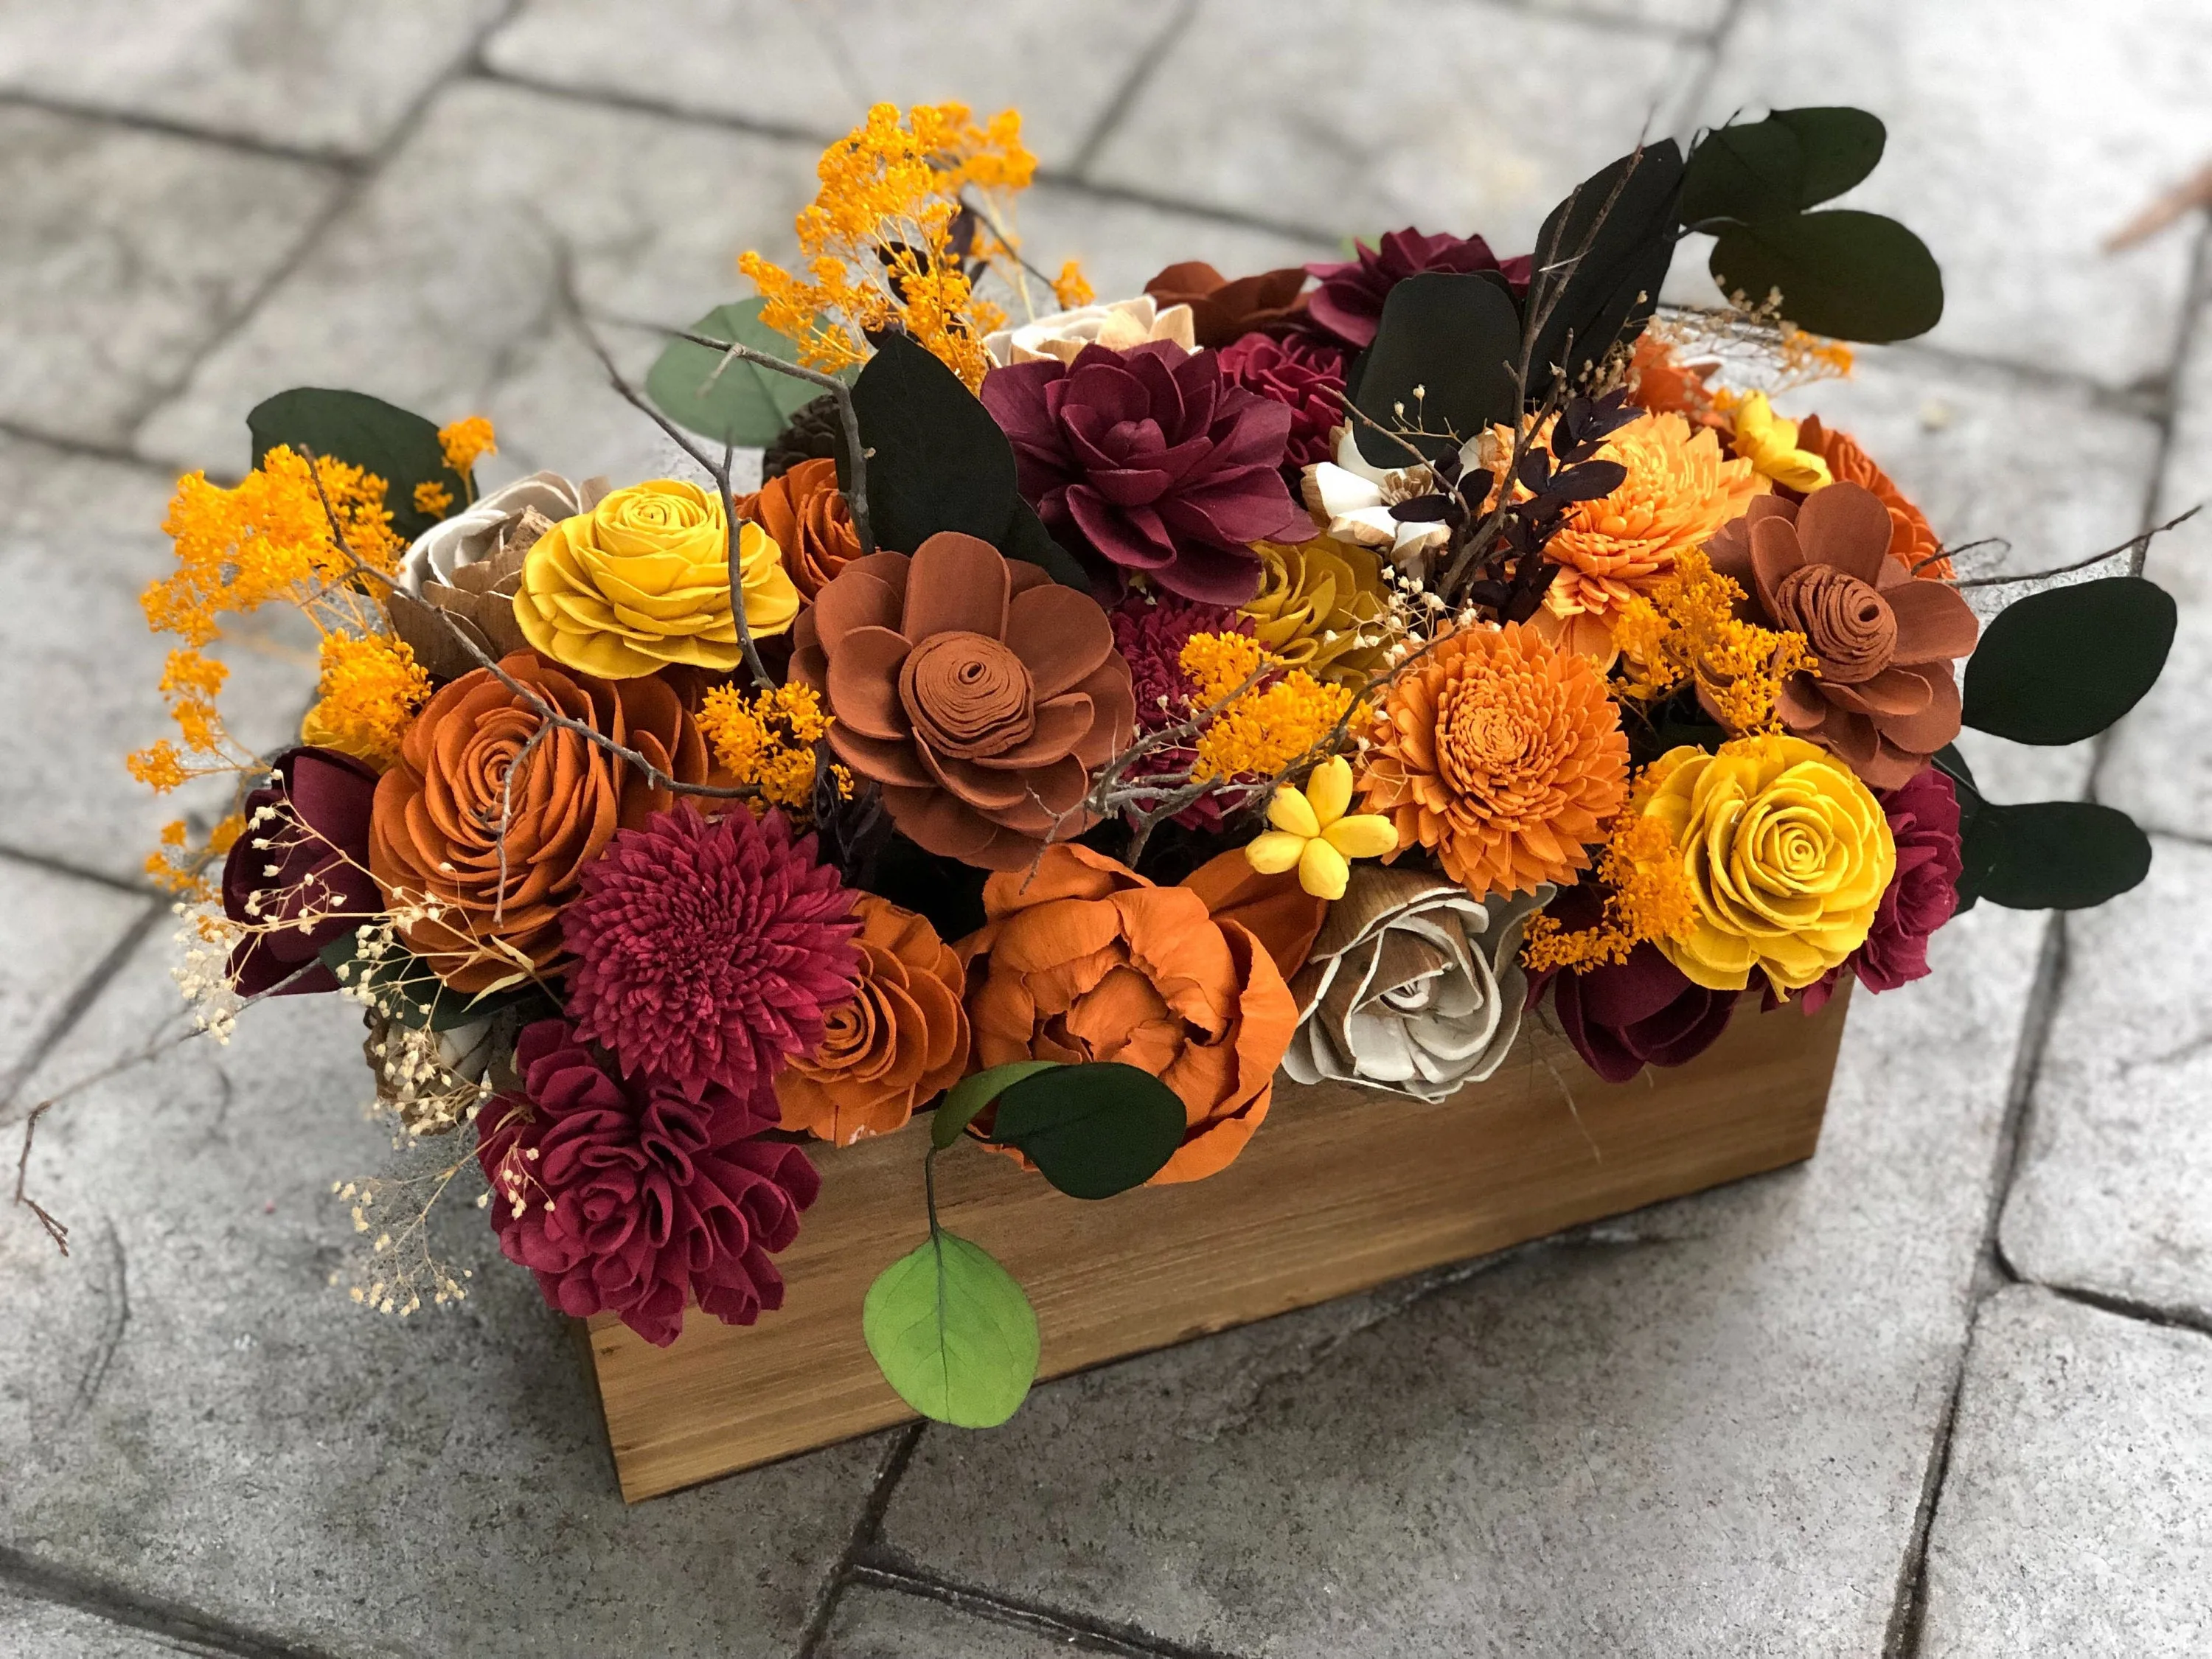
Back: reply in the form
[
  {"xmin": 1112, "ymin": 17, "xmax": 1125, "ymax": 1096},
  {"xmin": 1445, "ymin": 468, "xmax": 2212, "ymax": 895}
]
[{"xmin": 586, "ymin": 989, "xmax": 1850, "ymax": 1501}]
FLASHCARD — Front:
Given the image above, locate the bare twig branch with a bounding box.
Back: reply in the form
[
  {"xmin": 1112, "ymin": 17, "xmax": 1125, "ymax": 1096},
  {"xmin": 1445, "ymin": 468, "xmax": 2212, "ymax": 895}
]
[
  {"xmin": 1948, "ymin": 506, "xmax": 2199, "ymax": 590},
  {"xmin": 13, "ymin": 1101, "xmax": 66, "ymax": 1254}
]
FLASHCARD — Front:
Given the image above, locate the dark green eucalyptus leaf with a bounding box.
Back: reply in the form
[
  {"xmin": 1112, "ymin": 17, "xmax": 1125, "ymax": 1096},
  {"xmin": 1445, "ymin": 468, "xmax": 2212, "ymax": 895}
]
[
  {"xmin": 1962, "ymin": 576, "xmax": 2177, "ymax": 745},
  {"xmin": 863, "ymin": 1230, "xmax": 1038, "ymax": 1427},
  {"xmin": 987, "ymin": 1061, "xmax": 1186, "ymax": 1200},
  {"xmin": 1957, "ymin": 800, "xmax": 2152, "ymax": 911},
  {"xmin": 1681, "ymin": 108, "xmax": 1887, "ymax": 226},
  {"xmin": 247, "ymin": 387, "xmax": 467, "ymax": 543},
  {"xmin": 644, "ymin": 298, "xmax": 834, "ymax": 448},
  {"xmin": 1525, "ymin": 139, "xmax": 1685, "ymax": 402},
  {"xmin": 1003, "ymin": 497, "xmax": 1099, "ymax": 591},
  {"xmin": 1708, "ymin": 209, "xmax": 1943, "ymax": 342},
  {"xmin": 1352, "ymin": 273, "xmax": 1523, "ymax": 465},
  {"xmin": 1932, "ymin": 742, "xmax": 1979, "ymax": 796},
  {"xmin": 932, "ymin": 1060, "xmax": 1062, "ymax": 1150}
]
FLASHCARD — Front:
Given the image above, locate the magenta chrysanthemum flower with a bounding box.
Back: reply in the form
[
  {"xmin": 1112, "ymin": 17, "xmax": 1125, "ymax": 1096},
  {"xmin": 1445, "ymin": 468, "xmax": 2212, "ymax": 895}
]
[
  {"xmin": 563, "ymin": 805, "xmax": 860, "ymax": 1099},
  {"xmin": 477, "ymin": 1020, "xmax": 821, "ymax": 1346}
]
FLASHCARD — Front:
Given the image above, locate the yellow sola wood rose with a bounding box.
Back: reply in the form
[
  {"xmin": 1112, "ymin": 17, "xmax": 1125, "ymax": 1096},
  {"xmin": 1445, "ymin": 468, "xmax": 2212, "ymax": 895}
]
[
  {"xmin": 1638, "ymin": 733, "xmax": 1895, "ymax": 995},
  {"xmin": 514, "ymin": 479, "xmax": 800, "ymax": 678}
]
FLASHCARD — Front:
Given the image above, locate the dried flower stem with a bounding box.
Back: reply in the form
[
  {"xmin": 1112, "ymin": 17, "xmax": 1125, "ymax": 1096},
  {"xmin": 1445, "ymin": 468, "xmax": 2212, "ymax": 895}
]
[{"xmin": 1945, "ymin": 505, "xmax": 2200, "ymax": 588}]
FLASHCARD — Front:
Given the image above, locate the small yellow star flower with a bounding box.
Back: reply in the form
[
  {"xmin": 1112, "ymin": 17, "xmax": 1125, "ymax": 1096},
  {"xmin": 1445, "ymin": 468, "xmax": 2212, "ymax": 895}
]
[
  {"xmin": 1729, "ymin": 391, "xmax": 1832, "ymax": 492},
  {"xmin": 1244, "ymin": 755, "xmax": 1397, "ymax": 900}
]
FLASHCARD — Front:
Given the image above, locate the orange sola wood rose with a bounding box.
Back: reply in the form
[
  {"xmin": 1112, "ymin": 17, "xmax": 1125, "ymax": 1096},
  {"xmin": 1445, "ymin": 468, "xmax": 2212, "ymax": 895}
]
[
  {"xmin": 368, "ymin": 650, "xmax": 709, "ymax": 992},
  {"xmin": 1357, "ymin": 621, "xmax": 1630, "ymax": 899},
  {"xmin": 775, "ymin": 894, "xmax": 969, "ymax": 1146},
  {"xmin": 957, "ymin": 844, "xmax": 1298, "ymax": 1183}
]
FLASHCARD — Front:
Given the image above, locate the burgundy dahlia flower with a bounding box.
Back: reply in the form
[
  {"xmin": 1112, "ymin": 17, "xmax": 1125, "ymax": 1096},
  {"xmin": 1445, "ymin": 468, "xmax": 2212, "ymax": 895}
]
[
  {"xmin": 477, "ymin": 1020, "xmax": 820, "ymax": 1346},
  {"xmin": 1527, "ymin": 884, "xmax": 1736, "ymax": 1084},
  {"xmin": 224, "ymin": 745, "xmax": 381, "ymax": 996},
  {"xmin": 1215, "ymin": 332, "xmax": 1349, "ymax": 474},
  {"xmin": 980, "ymin": 340, "xmax": 1313, "ymax": 606},
  {"xmin": 1798, "ymin": 764, "xmax": 1964, "ymax": 1014},
  {"xmin": 1304, "ymin": 229, "xmax": 1533, "ymax": 349},
  {"xmin": 562, "ymin": 804, "xmax": 860, "ymax": 1099}
]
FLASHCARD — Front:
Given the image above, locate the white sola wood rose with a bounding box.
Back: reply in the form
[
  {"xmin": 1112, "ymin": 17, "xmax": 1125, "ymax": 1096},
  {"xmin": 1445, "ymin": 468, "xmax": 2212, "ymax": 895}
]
[
  {"xmin": 397, "ymin": 470, "xmax": 607, "ymax": 595},
  {"xmin": 1283, "ymin": 866, "xmax": 1552, "ymax": 1102},
  {"xmin": 983, "ymin": 293, "xmax": 1197, "ymax": 366}
]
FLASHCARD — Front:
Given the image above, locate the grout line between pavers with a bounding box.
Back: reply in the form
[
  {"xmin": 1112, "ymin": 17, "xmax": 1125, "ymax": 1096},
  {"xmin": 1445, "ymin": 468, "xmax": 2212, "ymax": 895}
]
[
  {"xmin": 1063, "ymin": 0, "xmax": 1204, "ymax": 181},
  {"xmin": 793, "ymin": 1422, "xmax": 925, "ymax": 1659},
  {"xmin": 1664, "ymin": 0, "xmax": 1750, "ymax": 136},
  {"xmin": 1472, "ymin": 0, "xmax": 1725, "ymax": 44},
  {"xmin": 0, "ymin": 418, "xmax": 180, "ymax": 475},
  {"xmin": 0, "ymin": 843, "xmax": 162, "ymax": 900},
  {"xmin": 847, "ymin": 1559, "xmax": 1260, "ymax": 1659},
  {"xmin": 121, "ymin": 0, "xmax": 530, "ymax": 474},
  {"xmin": 0, "ymin": 89, "xmax": 364, "ymax": 171},
  {"xmin": 0, "ymin": 1545, "xmax": 341, "ymax": 1659},
  {"xmin": 0, "ymin": 895, "xmax": 168, "ymax": 1119}
]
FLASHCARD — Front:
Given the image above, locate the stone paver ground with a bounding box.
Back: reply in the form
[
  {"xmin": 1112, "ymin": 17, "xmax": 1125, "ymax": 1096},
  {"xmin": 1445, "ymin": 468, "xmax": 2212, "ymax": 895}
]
[{"xmin": 1, "ymin": 2, "xmax": 2206, "ymax": 1655}]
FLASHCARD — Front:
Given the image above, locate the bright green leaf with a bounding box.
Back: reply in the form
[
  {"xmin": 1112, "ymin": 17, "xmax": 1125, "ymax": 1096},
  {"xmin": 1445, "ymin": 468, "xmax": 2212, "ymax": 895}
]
[
  {"xmin": 246, "ymin": 387, "xmax": 468, "ymax": 543},
  {"xmin": 1708, "ymin": 209, "xmax": 1944, "ymax": 342},
  {"xmin": 644, "ymin": 299, "xmax": 832, "ymax": 449},
  {"xmin": 932, "ymin": 1060, "xmax": 1063, "ymax": 1150},
  {"xmin": 987, "ymin": 1061, "xmax": 1187, "ymax": 1200},
  {"xmin": 1525, "ymin": 139, "xmax": 1685, "ymax": 403},
  {"xmin": 863, "ymin": 1230, "xmax": 1040, "ymax": 1428},
  {"xmin": 1352, "ymin": 273, "xmax": 1523, "ymax": 465},
  {"xmin": 1682, "ymin": 108, "xmax": 1886, "ymax": 226},
  {"xmin": 1963, "ymin": 576, "xmax": 2177, "ymax": 745},
  {"xmin": 1958, "ymin": 800, "xmax": 2152, "ymax": 911}
]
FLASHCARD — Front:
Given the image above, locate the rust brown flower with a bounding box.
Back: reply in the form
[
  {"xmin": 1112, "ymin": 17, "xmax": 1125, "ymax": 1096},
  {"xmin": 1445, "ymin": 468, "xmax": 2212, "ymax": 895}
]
[
  {"xmin": 369, "ymin": 651, "xmax": 709, "ymax": 992},
  {"xmin": 1707, "ymin": 484, "xmax": 1980, "ymax": 790},
  {"xmin": 735, "ymin": 456, "xmax": 860, "ymax": 601},
  {"xmin": 790, "ymin": 532, "xmax": 1135, "ymax": 870},
  {"xmin": 1143, "ymin": 260, "xmax": 1311, "ymax": 348},
  {"xmin": 1794, "ymin": 416, "xmax": 1950, "ymax": 579}
]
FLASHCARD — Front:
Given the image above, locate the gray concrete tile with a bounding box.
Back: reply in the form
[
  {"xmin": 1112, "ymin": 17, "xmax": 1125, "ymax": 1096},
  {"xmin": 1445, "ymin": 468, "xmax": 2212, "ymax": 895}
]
[
  {"xmin": 818, "ymin": 1584, "xmax": 1086, "ymax": 1659},
  {"xmin": 135, "ymin": 80, "xmax": 826, "ymax": 481},
  {"xmin": 0, "ymin": 1591, "xmax": 184, "ymax": 1658},
  {"xmin": 485, "ymin": 0, "xmax": 1186, "ymax": 171},
  {"xmin": 1771, "ymin": 346, "xmax": 2160, "ymax": 805},
  {"xmin": 0, "ymin": 438, "xmax": 313, "ymax": 885},
  {"xmin": 1523, "ymin": 0, "xmax": 1728, "ymax": 30},
  {"xmin": 1011, "ymin": 182, "xmax": 1336, "ymax": 309},
  {"xmin": 1085, "ymin": 0, "xmax": 1705, "ymax": 247},
  {"xmin": 1694, "ymin": 0, "xmax": 2212, "ymax": 389},
  {"xmin": 1919, "ymin": 1287, "xmax": 2212, "ymax": 1658},
  {"xmin": 1999, "ymin": 837, "xmax": 2212, "ymax": 1326},
  {"xmin": 0, "ymin": 105, "xmax": 338, "ymax": 449},
  {"xmin": 0, "ymin": 0, "xmax": 506, "ymax": 158},
  {"xmin": 0, "ymin": 861, "xmax": 150, "ymax": 1090},
  {"xmin": 0, "ymin": 928, "xmax": 883, "ymax": 1659},
  {"xmin": 873, "ymin": 897, "xmax": 2049, "ymax": 1658}
]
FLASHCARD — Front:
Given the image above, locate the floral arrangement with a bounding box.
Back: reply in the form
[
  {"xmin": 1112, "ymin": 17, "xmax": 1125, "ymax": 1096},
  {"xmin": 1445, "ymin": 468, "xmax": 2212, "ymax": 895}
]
[{"xmin": 119, "ymin": 104, "xmax": 2183, "ymax": 1430}]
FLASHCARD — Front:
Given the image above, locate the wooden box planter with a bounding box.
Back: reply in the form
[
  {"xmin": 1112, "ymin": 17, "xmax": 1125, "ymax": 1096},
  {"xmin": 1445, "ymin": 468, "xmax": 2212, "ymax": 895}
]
[{"xmin": 582, "ymin": 989, "xmax": 1851, "ymax": 1501}]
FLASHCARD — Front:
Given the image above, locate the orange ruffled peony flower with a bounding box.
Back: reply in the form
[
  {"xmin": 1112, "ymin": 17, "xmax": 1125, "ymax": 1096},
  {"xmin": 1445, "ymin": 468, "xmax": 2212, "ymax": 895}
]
[
  {"xmin": 1357, "ymin": 622, "xmax": 1630, "ymax": 900},
  {"xmin": 958, "ymin": 844, "xmax": 1297, "ymax": 1184},
  {"xmin": 1795, "ymin": 415, "xmax": 1950, "ymax": 580},
  {"xmin": 1535, "ymin": 410, "xmax": 1767, "ymax": 658},
  {"xmin": 775, "ymin": 894, "xmax": 968, "ymax": 1146}
]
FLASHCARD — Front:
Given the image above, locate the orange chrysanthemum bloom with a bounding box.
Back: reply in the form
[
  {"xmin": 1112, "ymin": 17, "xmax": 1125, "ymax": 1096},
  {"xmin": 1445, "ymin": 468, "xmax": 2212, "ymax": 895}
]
[
  {"xmin": 1534, "ymin": 411, "xmax": 1767, "ymax": 655},
  {"xmin": 1795, "ymin": 415, "xmax": 1950, "ymax": 580},
  {"xmin": 1356, "ymin": 622, "xmax": 1630, "ymax": 900}
]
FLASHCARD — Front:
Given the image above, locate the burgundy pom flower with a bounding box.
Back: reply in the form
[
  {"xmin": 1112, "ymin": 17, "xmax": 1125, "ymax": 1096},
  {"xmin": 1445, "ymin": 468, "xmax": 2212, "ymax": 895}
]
[
  {"xmin": 223, "ymin": 746, "xmax": 381, "ymax": 997},
  {"xmin": 477, "ymin": 1020, "xmax": 820, "ymax": 1346},
  {"xmin": 1798, "ymin": 765, "xmax": 1964, "ymax": 1014},
  {"xmin": 1215, "ymin": 332, "xmax": 1349, "ymax": 473},
  {"xmin": 980, "ymin": 340, "xmax": 1313, "ymax": 606},
  {"xmin": 563, "ymin": 805, "xmax": 860, "ymax": 1099},
  {"xmin": 1108, "ymin": 590, "xmax": 1254, "ymax": 831},
  {"xmin": 1527, "ymin": 884, "xmax": 1736, "ymax": 1083},
  {"xmin": 1304, "ymin": 229, "xmax": 1533, "ymax": 349}
]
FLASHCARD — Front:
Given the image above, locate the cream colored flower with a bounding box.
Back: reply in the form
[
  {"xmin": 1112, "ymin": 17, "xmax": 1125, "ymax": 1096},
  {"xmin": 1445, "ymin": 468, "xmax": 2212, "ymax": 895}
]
[
  {"xmin": 984, "ymin": 294, "xmax": 1197, "ymax": 366},
  {"xmin": 398, "ymin": 471, "xmax": 606, "ymax": 596},
  {"xmin": 514, "ymin": 479, "xmax": 799, "ymax": 679},
  {"xmin": 1299, "ymin": 424, "xmax": 1494, "ymax": 569},
  {"xmin": 1245, "ymin": 757, "xmax": 1397, "ymax": 900},
  {"xmin": 1282, "ymin": 866, "xmax": 1550, "ymax": 1101}
]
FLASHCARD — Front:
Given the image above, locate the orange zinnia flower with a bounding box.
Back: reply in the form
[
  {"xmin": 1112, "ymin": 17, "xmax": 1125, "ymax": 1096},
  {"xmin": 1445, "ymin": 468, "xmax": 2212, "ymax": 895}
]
[
  {"xmin": 1357, "ymin": 622, "xmax": 1630, "ymax": 899},
  {"xmin": 1795, "ymin": 416, "xmax": 1951, "ymax": 580},
  {"xmin": 1537, "ymin": 410, "xmax": 1767, "ymax": 645},
  {"xmin": 958, "ymin": 844, "xmax": 1297, "ymax": 1184}
]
